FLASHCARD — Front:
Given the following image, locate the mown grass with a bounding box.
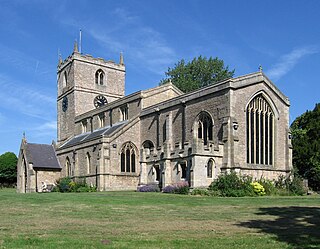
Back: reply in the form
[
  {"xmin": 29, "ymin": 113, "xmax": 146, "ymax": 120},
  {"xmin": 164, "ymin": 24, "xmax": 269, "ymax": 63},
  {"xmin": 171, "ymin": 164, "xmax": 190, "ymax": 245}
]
[{"xmin": 0, "ymin": 188, "xmax": 319, "ymax": 249}]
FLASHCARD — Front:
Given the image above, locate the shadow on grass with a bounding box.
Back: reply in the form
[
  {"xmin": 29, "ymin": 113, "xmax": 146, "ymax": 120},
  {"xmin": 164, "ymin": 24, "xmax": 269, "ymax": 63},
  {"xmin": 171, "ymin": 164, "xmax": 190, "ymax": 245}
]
[{"xmin": 238, "ymin": 206, "xmax": 320, "ymax": 249}]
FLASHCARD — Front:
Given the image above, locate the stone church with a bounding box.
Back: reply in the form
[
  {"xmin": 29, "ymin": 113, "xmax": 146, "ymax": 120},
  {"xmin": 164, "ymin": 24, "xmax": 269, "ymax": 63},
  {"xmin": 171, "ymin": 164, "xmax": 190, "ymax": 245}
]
[{"xmin": 17, "ymin": 44, "xmax": 292, "ymax": 193}]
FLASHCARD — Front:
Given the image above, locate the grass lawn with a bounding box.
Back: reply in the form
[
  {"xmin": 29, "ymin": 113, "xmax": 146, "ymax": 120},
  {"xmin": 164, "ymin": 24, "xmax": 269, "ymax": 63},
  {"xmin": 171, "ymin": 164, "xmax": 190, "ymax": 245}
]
[{"xmin": 0, "ymin": 188, "xmax": 319, "ymax": 249}]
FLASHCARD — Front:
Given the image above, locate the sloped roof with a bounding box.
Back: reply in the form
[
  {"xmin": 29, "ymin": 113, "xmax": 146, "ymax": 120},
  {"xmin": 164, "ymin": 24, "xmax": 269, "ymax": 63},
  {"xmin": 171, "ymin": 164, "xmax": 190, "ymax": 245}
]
[
  {"xmin": 26, "ymin": 143, "xmax": 61, "ymax": 169},
  {"xmin": 60, "ymin": 121, "xmax": 128, "ymax": 149}
]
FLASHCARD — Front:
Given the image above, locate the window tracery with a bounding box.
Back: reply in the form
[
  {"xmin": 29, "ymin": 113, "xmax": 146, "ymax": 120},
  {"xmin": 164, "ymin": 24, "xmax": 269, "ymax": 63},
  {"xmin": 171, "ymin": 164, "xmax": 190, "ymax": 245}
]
[{"xmin": 246, "ymin": 94, "xmax": 274, "ymax": 165}]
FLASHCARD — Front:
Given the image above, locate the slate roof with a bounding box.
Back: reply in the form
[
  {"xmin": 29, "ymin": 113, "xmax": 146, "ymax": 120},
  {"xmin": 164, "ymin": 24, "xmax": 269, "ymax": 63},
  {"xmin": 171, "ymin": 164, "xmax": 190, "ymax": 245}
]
[
  {"xmin": 60, "ymin": 121, "xmax": 128, "ymax": 149},
  {"xmin": 26, "ymin": 143, "xmax": 61, "ymax": 169}
]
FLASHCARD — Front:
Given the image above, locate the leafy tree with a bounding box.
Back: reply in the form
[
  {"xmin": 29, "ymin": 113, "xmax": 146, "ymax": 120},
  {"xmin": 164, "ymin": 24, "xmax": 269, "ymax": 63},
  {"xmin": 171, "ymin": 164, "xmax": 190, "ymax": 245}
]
[
  {"xmin": 0, "ymin": 152, "xmax": 18, "ymax": 186},
  {"xmin": 291, "ymin": 103, "xmax": 320, "ymax": 191},
  {"xmin": 160, "ymin": 56, "xmax": 235, "ymax": 93}
]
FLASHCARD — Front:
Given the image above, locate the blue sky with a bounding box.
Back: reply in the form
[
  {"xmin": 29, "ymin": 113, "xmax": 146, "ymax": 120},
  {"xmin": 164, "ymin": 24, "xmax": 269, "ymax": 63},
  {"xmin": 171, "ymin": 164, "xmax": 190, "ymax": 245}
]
[{"xmin": 0, "ymin": 0, "xmax": 319, "ymax": 155}]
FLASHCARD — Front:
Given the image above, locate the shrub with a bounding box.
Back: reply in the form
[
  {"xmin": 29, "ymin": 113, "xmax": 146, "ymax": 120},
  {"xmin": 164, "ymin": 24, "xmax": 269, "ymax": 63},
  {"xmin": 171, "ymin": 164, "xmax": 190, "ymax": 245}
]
[
  {"xmin": 54, "ymin": 177, "xmax": 96, "ymax": 193},
  {"xmin": 250, "ymin": 182, "xmax": 266, "ymax": 196},
  {"xmin": 162, "ymin": 181, "xmax": 189, "ymax": 195},
  {"xmin": 288, "ymin": 176, "xmax": 306, "ymax": 195},
  {"xmin": 274, "ymin": 174, "xmax": 306, "ymax": 196},
  {"xmin": 258, "ymin": 179, "xmax": 277, "ymax": 195},
  {"xmin": 209, "ymin": 172, "xmax": 255, "ymax": 197},
  {"xmin": 162, "ymin": 185, "xmax": 177, "ymax": 193},
  {"xmin": 137, "ymin": 184, "xmax": 160, "ymax": 192},
  {"xmin": 191, "ymin": 188, "xmax": 210, "ymax": 196},
  {"xmin": 55, "ymin": 177, "xmax": 72, "ymax": 192}
]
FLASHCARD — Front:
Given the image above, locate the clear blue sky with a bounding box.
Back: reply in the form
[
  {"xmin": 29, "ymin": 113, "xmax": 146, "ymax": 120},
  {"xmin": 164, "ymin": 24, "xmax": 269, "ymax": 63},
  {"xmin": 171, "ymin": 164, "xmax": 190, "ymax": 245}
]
[{"xmin": 0, "ymin": 0, "xmax": 319, "ymax": 155}]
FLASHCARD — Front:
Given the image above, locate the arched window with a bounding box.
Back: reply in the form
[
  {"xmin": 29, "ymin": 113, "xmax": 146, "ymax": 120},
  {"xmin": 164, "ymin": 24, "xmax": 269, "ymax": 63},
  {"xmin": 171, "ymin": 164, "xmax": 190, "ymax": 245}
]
[
  {"xmin": 120, "ymin": 142, "xmax": 137, "ymax": 173},
  {"xmin": 95, "ymin": 69, "xmax": 105, "ymax": 85},
  {"xmin": 196, "ymin": 112, "xmax": 213, "ymax": 145},
  {"xmin": 86, "ymin": 152, "xmax": 91, "ymax": 174},
  {"xmin": 142, "ymin": 140, "xmax": 155, "ymax": 156},
  {"xmin": 99, "ymin": 113, "xmax": 105, "ymax": 128},
  {"xmin": 153, "ymin": 165, "xmax": 161, "ymax": 182},
  {"xmin": 207, "ymin": 159, "xmax": 214, "ymax": 178},
  {"xmin": 246, "ymin": 94, "xmax": 274, "ymax": 165},
  {"xmin": 62, "ymin": 71, "xmax": 67, "ymax": 88},
  {"xmin": 66, "ymin": 157, "xmax": 71, "ymax": 176}
]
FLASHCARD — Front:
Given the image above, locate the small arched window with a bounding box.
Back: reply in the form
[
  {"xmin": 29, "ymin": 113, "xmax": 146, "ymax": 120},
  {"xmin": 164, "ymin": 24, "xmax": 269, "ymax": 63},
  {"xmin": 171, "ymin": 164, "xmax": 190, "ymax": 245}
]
[
  {"xmin": 196, "ymin": 112, "xmax": 213, "ymax": 145},
  {"xmin": 86, "ymin": 152, "xmax": 91, "ymax": 174},
  {"xmin": 95, "ymin": 69, "xmax": 105, "ymax": 85},
  {"xmin": 142, "ymin": 140, "xmax": 155, "ymax": 156},
  {"xmin": 246, "ymin": 94, "xmax": 274, "ymax": 165},
  {"xmin": 207, "ymin": 159, "xmax": 214, "ymax": 178},
  {"xmin": 66, "ymin": 157, "xmax": 71, "ymax": 176},
  {"xmin": 120, "ymin": 142, "xmax": 137, "ymax": 173}
]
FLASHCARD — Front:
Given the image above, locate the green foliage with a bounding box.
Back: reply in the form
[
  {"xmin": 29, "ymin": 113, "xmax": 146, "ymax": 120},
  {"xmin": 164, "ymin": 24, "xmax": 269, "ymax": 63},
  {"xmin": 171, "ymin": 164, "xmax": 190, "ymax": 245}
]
[
  {"xmin": 190, "ymin": 188, "xmax": 211, "ymax": 196},
  {"xmin": 250, "ymin": 182, "xmax": 266, "ymax": 196},
  {"xmin": 53, "ymin": 177, "xmax": 96, "ymax": 193},
  {"xmin": 257, "ymin": 179, "xmax": 278, "ymax": 195},
  {"xmin": 160, "ymin": 56, "xmax": 234, "ymax": 93},
  {"xmin": 0, "ymin": 152, "xmax": 18, "ymax": 186},
  {"xmin": 208, "ymin": 172, "xmax": 255, "ymax": 197},
  {"xmin": 273, "ymin": 174, "xmax": 306, "ymax": 196},
  {"xmin": 291, "ymin": 103, "xmax": 320, "ymax": 191}
]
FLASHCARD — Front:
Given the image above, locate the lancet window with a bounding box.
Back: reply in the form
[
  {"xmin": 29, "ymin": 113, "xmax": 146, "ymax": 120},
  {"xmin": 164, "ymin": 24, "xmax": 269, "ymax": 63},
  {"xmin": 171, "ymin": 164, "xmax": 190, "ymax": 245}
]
[
  {"xmin": 120, "ymin": 142, "xmax": 136, "ymax": 173},
  {"xmin": 197, "ymin": 112, "xmax": 213, "ymax": 145}
]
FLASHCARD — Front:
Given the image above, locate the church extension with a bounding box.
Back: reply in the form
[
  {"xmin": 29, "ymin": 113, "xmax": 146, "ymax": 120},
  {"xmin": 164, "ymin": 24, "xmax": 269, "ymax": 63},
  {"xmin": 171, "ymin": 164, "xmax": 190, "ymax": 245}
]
[{"xmin": 16, "ymin": 44, "xmax": 293, "ymax": 193}]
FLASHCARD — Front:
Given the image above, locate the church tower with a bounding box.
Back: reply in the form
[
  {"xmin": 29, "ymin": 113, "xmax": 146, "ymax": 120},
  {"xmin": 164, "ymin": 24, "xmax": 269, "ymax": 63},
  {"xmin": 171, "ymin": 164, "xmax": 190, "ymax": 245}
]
[{"xmin": 57, "ymin": 42, "xmax": 125, "ymax": 145}]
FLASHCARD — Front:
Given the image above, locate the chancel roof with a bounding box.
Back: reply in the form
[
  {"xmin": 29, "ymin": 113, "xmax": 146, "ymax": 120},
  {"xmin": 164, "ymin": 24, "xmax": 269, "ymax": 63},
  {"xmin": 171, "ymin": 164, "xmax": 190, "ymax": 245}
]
[{"xmin": 26, "ymin": 143, "xmax": 61, "ymax": 169}]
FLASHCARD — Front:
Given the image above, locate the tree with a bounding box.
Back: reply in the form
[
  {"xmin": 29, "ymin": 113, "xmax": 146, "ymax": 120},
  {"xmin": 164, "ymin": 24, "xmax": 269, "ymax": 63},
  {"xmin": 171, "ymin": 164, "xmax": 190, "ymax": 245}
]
[
  {"xmin": 160, "ymin": 56, "xmax": 235, "ymax": 93},
  {"xmin": 291, "ymin": 103, "xmax": 320, "ymax": 191},
  {"xmin": 0, "ymin": 152, "xmax": 18, "ymax": 186}
]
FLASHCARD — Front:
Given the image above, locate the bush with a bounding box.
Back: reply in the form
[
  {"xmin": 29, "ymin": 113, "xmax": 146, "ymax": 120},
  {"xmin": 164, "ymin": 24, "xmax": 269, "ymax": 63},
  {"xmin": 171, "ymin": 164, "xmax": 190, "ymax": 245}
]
[
  {"xmin": 258, "ymin": 179, "xmax": 277, "ymax": 195},
  {"xmin": 209, "ymin": 172, "xmax": 255, "ymax": 197},
  {"xmin": 190, "ymin": 188, "xmax": 210, "ymax": 196},
  {"xmin": 274, "ymin": 174, "xmax": 306, "ymax": 196},
  {"xmin": 162, "ymin": 181, "xmax": 189, "ymax": 195},
  {"xmin": 250, "ymin": 182, "xmax": 266, "ymax": 196},
  {"xmin": 54, "ymin": 177, "xmax": 96, "ymax": 193},
  {"xmin": 288, "ymin": 176, "xmax": 306, "ymax": 195},
  {"xmin": 137, "ymin": 184, "xmax": 160, "ymax": 192}
]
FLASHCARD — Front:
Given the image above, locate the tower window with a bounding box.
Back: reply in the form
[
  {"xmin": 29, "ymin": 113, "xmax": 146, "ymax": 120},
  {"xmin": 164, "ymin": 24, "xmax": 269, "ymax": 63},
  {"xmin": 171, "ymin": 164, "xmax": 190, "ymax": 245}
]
[
  {"xmin": 95, "ymin": 69, "xmax": 105, "ymax": 85},
  {"xmin": 246, "ymin": 94, "xmax": 274, "ymax": 165},
  {"xmin": 120, "ymin": 142, "xmax": 137, "ymax": 173},
  {"xmin": 63, "ymin": 71, "xmax": 68, "ymax": 88}
]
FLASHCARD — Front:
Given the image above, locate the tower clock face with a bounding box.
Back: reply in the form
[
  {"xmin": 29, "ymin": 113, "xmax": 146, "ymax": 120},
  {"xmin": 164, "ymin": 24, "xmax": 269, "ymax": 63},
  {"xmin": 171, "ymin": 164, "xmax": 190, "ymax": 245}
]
[
  {"xmin": 62, "ymin": 96, "xmax": 68, "ymax": 112},
  {"xmin": 94, "ymin": 95, "xmax": 108, "ymax": 108}
]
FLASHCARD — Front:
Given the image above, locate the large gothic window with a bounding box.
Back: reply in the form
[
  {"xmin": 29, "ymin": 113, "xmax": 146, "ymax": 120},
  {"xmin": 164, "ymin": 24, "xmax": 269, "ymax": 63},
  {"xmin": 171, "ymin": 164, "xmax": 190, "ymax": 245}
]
[
  {"xmin": 246, "ymin": 94, "xmax": 274, "ymax": 165},
  {"xmin": 120, "ymin": 142, "xmax": 136, "ymax": 173},
  {"xmin": 197, "ymin": 112, "xmax": 213, "ymax": 145},
  {"xmin": 95, "ymin": 69, "xmax": 105, "ymax": 85}
]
